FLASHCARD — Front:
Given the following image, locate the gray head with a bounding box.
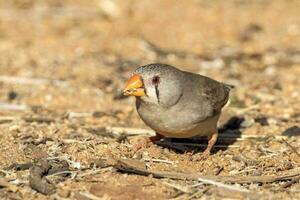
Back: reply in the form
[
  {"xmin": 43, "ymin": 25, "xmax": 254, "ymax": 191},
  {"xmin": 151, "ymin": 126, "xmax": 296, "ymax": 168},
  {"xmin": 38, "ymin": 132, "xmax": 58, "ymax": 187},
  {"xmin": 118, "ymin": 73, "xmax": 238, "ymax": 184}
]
[{"xmin": 123, "ymin": 63, "xmax": 184, "ymax": 108}]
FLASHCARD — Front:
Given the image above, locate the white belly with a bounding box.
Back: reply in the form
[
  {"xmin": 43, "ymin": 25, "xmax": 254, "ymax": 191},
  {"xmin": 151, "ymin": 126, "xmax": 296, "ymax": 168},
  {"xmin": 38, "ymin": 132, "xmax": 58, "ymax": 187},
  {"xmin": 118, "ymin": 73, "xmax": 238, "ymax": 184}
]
[
  {"xmin": 137, "ymin": 100, "xmax": 220, "ymax": 139},
  {"xmin": 150, "ymin": 114, "xmax": 220, "ymax": 138}
]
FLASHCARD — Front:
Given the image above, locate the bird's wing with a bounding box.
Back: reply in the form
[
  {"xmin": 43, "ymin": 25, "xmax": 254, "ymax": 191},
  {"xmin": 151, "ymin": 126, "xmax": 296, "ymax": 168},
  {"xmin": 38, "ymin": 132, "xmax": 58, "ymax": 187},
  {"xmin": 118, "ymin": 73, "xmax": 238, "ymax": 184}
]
[
  {"xmin": 201, "ymin": 77, "xmax": 232, "ymax": 114},
  {"xmin": 179, "ymin": 73, "xmax": 232, "ymax": 124}
]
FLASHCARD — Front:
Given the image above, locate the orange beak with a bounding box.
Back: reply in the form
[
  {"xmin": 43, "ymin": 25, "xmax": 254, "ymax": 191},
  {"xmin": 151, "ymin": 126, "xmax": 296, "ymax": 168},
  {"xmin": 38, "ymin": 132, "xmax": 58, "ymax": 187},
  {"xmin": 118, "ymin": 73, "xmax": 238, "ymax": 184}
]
[{"xmin": 123, "ymin": 74, "xmax": 145, "ymax": 97}]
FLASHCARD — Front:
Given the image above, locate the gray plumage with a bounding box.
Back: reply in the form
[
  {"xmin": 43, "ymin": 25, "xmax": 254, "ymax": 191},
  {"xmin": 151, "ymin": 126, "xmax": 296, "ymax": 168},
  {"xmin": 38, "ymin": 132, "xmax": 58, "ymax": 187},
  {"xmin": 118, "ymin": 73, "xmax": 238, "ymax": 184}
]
[{"xmin": 133, "ymin": 63, "xmax": 232, "ymax": 138}]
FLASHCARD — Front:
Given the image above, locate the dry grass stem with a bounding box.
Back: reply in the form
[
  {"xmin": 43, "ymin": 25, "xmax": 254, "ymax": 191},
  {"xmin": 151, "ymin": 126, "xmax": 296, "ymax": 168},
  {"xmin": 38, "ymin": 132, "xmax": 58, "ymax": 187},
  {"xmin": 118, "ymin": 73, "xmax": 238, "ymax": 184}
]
[
  {"xmin": 197, "ymin": 177, "xmax": 249, "ymax": 193},
  {"xmin": 281, "ymin": 139, "xmax": 300, "ymax": 159},
  {"xmin": 79, "ymin": 191, "xmax": 105, "ymax": 200},
  {"xmin": 0, "ymin": 103, "xmax": 27, "ymax": 111}
]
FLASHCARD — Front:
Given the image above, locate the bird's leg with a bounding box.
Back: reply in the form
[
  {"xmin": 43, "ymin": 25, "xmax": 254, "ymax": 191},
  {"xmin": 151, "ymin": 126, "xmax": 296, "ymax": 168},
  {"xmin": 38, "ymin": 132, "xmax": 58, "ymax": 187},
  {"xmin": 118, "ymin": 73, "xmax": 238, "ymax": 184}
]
[
  {"xmin": 197, "ymin": 132, "xmax": 218, "ymax": 160},
  {"xmin": 149, "ymin": 133, "xmax": 164, "ymax": 143},
  {"xmin": 132, "ymin": 133, "xmax": 164, "ymax": 153}
]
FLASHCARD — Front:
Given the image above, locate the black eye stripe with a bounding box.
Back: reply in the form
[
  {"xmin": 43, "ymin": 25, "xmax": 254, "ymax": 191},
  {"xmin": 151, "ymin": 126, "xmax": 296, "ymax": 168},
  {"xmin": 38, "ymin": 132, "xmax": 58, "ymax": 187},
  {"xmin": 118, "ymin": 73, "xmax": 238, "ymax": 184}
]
[{"xmin": 155, "ymin": 85, "xmax": 160, "ymax": 103}]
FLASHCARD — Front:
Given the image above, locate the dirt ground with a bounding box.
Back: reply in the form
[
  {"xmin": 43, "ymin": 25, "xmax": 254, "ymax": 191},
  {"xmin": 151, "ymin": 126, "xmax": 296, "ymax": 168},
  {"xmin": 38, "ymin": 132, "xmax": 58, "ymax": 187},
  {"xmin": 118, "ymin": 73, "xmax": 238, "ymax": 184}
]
[{"xmin": 0, "ymin": 0, "xmax": 300, "ymax": 199}]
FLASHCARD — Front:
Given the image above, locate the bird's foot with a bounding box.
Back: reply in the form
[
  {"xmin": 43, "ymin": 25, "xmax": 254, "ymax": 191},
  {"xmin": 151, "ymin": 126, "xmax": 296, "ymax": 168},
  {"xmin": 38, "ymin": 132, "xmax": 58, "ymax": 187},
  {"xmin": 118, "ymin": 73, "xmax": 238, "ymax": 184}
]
[
  {"xmin": 193, "ymin": 150, "xmax": 211, "ymax": 161},
  {"xmin": 132, "ymin": 137, "xmax": 152, "ymax": 152},
  {"xmin": 192, "ymin": 132, "xmax": 218, "ymax": 161},
  {"xmin": 131, "ymin": 134, "xmax": 164, "ymax": 153}
]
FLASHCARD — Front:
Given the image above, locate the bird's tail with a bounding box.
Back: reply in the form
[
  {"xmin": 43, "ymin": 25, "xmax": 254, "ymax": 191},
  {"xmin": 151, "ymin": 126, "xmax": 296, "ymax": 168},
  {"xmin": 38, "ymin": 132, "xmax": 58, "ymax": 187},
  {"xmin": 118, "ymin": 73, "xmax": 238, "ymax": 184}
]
[
  {"xmin": 225, "ymin": 83, "xmax": 235, "ymax": 89},
  {"xmin": 224, "ymin": 83, "xmax": 235, "ymax": 92},
  {"xmin": 223, "ymin": 83, "xmax": 234, "ymax": 108}
]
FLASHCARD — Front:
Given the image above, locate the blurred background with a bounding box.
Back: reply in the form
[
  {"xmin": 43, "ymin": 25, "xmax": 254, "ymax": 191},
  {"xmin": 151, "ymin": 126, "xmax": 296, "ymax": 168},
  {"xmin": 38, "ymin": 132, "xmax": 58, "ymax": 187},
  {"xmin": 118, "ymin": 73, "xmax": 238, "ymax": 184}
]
[
  {"xmin": 0, "ymin": 0, "xmax": 300, "ymax": 199},
  {"xmin": 0, "ymin": 0, "xmax": 299, "ymax": 112}
]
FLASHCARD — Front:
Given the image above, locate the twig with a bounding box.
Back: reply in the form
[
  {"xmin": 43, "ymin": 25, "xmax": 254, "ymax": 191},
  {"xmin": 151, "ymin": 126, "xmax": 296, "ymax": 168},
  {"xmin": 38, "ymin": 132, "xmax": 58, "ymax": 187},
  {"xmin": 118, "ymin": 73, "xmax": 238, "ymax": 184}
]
[
  {"xmin": 66, "ymin": 112, "xmax": 93, "ymax": 118},
  {"xmin": 197, "ymin": 177, "xmax": 249, "ymax": 193},
  {"xmin": 280, "ymin": 176, "xmax": 300, "ymax": 188},
  {"xmin": 51, "ymin": 194, "xmax": 70, "ymax": 200},
  {"xmin": 143, "ymin": 158, "xmax": 174, "ymax": 165},
  {"xmin": 0, "ymin": 116, "xmax": 18, "ymax": 123},
  {"xmin": 220, "ymin": 133, "xmax": 287, "ymax": 140},
  {"xmin": 9, "ymin": 179, "xmax": 29, "ymax": 185},
  {"xmin": 5, "ymin": 162, "xmax": 33, "ymax": 171},
  {"xmin": 67, "ymin": 111, "xmax": 119, "ymax": 119},
  {"xmin": 23, "ymin": 117, "xmax": 55, "ymax": 123},
  {"xmin": 271, "ymin": 188, "xmax": 300, "ymax": 193},
  {"xmin": 61, "ymin": 139, "xmax": 87, "ymax": 144},
  {"xmin": 174, "ymin": 188, "xmax": 209, "ymax": 200},
  {"xmin": 281, "ymin": 139, "xmax": 300, "ymax": 158},
  {"xmin": 76, "ymin": 167, "xmax": 113, "ymax": 179},
  {"xmin": 0, "ymin": 102, "xmax": 27, "ymax": 111},
  {"xmin": 162, "ymin": 181, "xmax": 191, "ymax": 193},
  {"xmin": 229, "ymin": 105, "xmax": 259, "ymax": 115},
  {"xmin": 1, "ymin": 116, "xmax": 56, "ymax": 124},
  {"xmin": 46, "ymin": 171, "xmax": 73, "ymax": 178},
  {"xmin": 79, "ymin": 191, "xmax": 104, "ymax": 200},
  {"xmin": 112, "ymin": 158, "xmax": 300, "ymax": 184},
  {"xmin": 106, "ymin": 127, "xmax": 155, "ymax": 136},
  {"xmin": 47, "ymin": 156, "xmax": 81, "ymax": 170},
  {"xmin": 0, "ymin": 169, "xmax": 12, "ymax": 177},
  {"xmin": 0, "ymin": 178, "xmax": 18, "ymax": 192}
]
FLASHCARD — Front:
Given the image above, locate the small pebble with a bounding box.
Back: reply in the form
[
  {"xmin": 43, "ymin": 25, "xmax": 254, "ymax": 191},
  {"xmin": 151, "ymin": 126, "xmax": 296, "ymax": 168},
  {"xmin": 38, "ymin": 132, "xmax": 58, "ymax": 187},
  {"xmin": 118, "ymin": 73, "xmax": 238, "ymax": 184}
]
[
  {"xmin": 7, "ymin": 91, "xmax": 18, "ymax": 100},
  {"xmin": 9, "ymin": 125, "xmax": 20, "ymax": 132},
  {"xmin": 268, "ymin": 118, "xmax": 278, "ymax": 125},
  {"xmin": 254, "ymin": 116, "xmax": 269, "ymax": 126},
  {"xmin": 264, "ymin": 65, "xmax": 277, "ymax": 76}
]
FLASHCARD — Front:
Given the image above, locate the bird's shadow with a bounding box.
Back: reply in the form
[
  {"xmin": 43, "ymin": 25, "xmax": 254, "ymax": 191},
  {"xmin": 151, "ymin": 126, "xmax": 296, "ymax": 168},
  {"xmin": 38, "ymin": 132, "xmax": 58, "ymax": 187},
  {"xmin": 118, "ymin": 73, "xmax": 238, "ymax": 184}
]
[
  {"xmin": 156, "ymin": 116, "xmax": 300, "ymax": 155},
  {"xmin": 155, "ymin": 116, "xmax": 244, "ymax": 155}
]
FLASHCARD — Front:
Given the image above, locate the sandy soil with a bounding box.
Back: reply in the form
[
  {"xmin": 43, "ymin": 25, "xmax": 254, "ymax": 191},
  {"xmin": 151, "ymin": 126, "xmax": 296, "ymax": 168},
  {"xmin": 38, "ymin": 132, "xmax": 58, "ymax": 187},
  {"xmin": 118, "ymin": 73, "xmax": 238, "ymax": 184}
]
[{"xmin": 0, "ymin": 0, "xmax": 300, "ymax": 199}]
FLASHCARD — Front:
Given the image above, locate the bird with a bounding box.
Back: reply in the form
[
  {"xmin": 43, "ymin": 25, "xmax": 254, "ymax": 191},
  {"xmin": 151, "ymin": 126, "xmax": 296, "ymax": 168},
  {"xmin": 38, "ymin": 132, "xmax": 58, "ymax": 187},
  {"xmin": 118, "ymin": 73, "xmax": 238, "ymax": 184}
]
[{"xmin": 123, "ymin": 63, "xmax": 233, "ymax": 160}]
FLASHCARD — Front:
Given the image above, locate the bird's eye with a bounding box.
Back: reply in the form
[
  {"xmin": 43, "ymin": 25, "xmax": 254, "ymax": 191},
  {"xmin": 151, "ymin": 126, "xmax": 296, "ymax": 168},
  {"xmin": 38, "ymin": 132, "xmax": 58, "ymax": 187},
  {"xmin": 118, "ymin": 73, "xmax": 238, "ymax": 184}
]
[{"xmin": 152, "ymin": 76, "xmax": 160, "ymax": 85}]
